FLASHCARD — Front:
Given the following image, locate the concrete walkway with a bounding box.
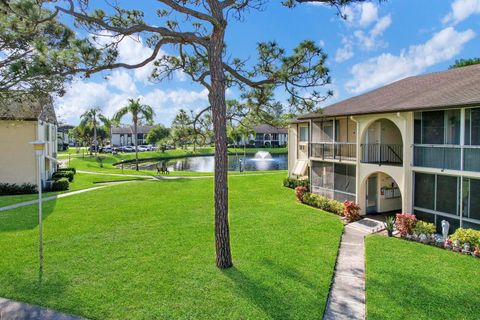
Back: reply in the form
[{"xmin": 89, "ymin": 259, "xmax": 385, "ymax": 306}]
[
  {"xmin": 0, "ymin": 298, "xmax": 84, "ymax": 320},
  {"xmin": 323, "ymin": 218, "xmax": 385, "ymax": 320}
]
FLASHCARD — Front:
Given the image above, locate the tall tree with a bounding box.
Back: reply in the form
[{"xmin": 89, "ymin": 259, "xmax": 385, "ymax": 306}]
[
  {"xmin": 0, "ymin": 1, "xmax": 100, "ymax": 97},
  {"xmin": 25, "ymin": 0, "xmax": 367, "ymax": 268},
  {"xmin": 114, "ymin": 98, "xmax": 155, "ymax": 171},
  {"xmin": 80, "ymin": 107, "xmax": 109, "ymax": 157},
  {"xmin": 449, "ymin": 58, "xmax": 480, "ymax": 69},
  {"xmin": 171, "ymin": 109, "xmax": 194, "ymax": 149},
  {"xmin": 146, "ymin": 124, "xmax": 170, "ymax": 146}
]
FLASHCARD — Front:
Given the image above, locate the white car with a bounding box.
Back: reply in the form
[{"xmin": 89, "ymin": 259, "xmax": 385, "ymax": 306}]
[{"xmin": 137, "ymin": 146, "xmax": 149, "ymax": 152}]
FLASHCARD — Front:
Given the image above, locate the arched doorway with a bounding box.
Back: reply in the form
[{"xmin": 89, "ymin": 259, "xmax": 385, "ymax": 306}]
[
  {"xmin": 361, "ymin": 119, "xmax": 403, "ymax": 165},
  {"xmin": 364, "ymin": 172, "xmax": 402, "ymax": 215}
]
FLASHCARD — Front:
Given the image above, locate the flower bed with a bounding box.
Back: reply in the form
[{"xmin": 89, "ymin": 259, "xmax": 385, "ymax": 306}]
[{"xmin": 395, "ymin": 213, "xmax": 480, "ymax": 259}]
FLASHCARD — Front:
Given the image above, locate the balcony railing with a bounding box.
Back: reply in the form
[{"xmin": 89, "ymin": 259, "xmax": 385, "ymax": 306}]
[
  {"xmin": 310, "ymin": 142, "xmax": 356, "ymax": 161},
  {"xmin": 361, "ymin": 144, "xmax": 403, "ymax": 165},
  {"xmin": 413, "ymin": 144, "xmax": 480, "ymax": 172}
]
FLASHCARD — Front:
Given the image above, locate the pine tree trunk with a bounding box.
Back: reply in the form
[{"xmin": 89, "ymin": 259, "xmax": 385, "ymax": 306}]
[
  {"xmin": 209, "ymin": 18, "xmax": 233, "ymax": 269},
  {"xmin": 93, "ymin": 118, "xmax": 97, "ymax": 158},
  {"xmin": 134, "ymin": 118, "xmax": 139, "ymax": 171}
]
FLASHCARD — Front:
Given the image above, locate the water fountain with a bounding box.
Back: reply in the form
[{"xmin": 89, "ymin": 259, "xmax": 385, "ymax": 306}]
[{"xmin": 253, "ymin": 151, "xmax": 273, "ymax": 160}]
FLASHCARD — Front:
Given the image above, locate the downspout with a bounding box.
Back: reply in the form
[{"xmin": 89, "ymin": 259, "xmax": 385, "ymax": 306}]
[{"xmin": 350, "ymin": 116, "xmax": 360, "ymax": 205}]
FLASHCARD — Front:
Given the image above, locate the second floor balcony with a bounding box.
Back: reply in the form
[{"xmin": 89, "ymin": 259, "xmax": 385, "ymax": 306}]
[
  {"xmin": 361, "ymin": 144, "xmax": 403, "ymax": 165},
  {"xmin": 311, "ymin": 142, "xmax": 356, "ymax": 161},
  {"xmin": 413, "ymin": 145, "xmax": 480, "ymax": 172}
]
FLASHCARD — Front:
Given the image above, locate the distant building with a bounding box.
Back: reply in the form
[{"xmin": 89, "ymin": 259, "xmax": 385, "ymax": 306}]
[
  {"xmin": 111, "ymin": 125, "xmax": 155, "ymax": 146},
  {"xmin": 57, "ymin": 124, "xmax": 75, "ymax": 151},
  {"xmin": 247, "ymin": 124, "xmax": 288, "ymax": 147},
  {"xmin": 0, "ymin": 94, "xmax": 57, "ymax": 187}
]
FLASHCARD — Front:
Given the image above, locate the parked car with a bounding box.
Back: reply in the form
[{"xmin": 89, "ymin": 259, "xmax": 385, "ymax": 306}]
[
  {"xmin": 121, "ymin": 146, "xmax": 135, "ymax": 152},
  {"xmin": 137, "ymin": 145, "xmax": 149, "ymax": 152}
]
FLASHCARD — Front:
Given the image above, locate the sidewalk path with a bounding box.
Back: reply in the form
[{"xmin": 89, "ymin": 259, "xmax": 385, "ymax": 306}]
[
  {"xmin": 323, "ymin": 218, "xmax": 385, "ymax": 320},
  {"xmin": 0, "ymin": 298, "xmax": 84, "ymax": 320}
]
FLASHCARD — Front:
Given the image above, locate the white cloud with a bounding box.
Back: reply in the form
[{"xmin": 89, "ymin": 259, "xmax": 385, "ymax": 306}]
[
  {"xmin": 354, "ymin": 14, "xmax": 391, "ymax": 51},
  {"xmin": 345, "ymin": 27, "xmax": 475, "ymax": 93},
  {"xmin": 55, "ymin": 79, "xmax": 209, "ymax": 126},
  {"xmin": 107, "ymin": 70, "xmax": 137, "ymax": 94},
  {"xmin": 443, "ymin": 0, "xmax": 480, "ymax": 25},
  {"xmin": 359, "ymin": 3, "xmax": 379, "ymax": 27},
  {"xmin": 335, "ymin": 37, "xmax": 354, "ymax": 62}
]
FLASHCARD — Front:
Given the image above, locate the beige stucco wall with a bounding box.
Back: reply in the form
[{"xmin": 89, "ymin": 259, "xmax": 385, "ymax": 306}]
[
  {"xmin": 288, "ymin": 125, "xmax": 298, "ymax": 177},
  {"xmin": 0, "ymin": 120, "xmax": 37, "ymax": 185}
]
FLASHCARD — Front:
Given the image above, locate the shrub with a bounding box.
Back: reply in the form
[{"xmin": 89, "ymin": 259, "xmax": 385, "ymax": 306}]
[
  {"xmin": 295, "ymin": 186, "xmax": 307, "ymax": 202},
  {"xmin": 283, "ymin": 177, "xmax": 309, "ymax": 190},
  {"xmin": 343, "ymin": 201, "xmax": 361, "ymax": 222},
  {"xmin": 395, "ymin": 213, "xmax": 417, "ymax": 236},
  {"xmin": 450, "ymin": 228, "xmax": 480, "ymax": 246},
  {"xmin": 57, "ymin": 167, "xmax": 76, "ymax": 175},
  {"xmin": 301, "ymin": 192, "xmax": 344, "ymax": 216},
  {"xmin": 412, "ymin": 220, "xmax": 436, "ymax": 235},
  {"xmin": 0, "ymin": 183, "xmax": 37, "ymax": 195},
  {"xmin": 51, "ymin": 178, "xmax": 69, "ymax": 191},
  {"xmin": 52, "ymin": 171, "xmax": 74, "ymax": 182}
]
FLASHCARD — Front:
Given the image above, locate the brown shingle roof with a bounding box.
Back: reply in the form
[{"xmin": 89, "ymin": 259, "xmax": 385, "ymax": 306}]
[
  {"xmin": 253, "ymin": 124, "xmax": 288, "ymax": 134},
  {"xmin": 299, "ymin": 64, "xmax": 480, "ymax": 119},
  {"xmin": 0, "ymin": 93, "xmax": 56, "ymax": 123}
]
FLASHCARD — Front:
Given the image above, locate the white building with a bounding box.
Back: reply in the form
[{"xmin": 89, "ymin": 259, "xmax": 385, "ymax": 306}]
[
  {"xmin": 241, "ymin": 124, "xmax": 288, "ymax": 147},
  {"xmin": 0, "ymin": 94, "xmax": 57, "ymax": 187},
  {"xmin": 289, "ymin": 64, "xmax": 480, "ymax": 231},
  {"xmin": 111, "ymin": 125, "xmax": 155, "ymax": 146}
]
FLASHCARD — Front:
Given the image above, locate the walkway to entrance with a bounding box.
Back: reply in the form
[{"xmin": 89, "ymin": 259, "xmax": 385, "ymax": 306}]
[{"xmin": 323, "ymin": 218, "xmax": 385, "ymax": 320}]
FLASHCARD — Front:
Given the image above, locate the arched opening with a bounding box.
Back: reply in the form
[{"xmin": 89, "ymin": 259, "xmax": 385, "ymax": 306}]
[
  {"xmin": 363, "ymin": 172, "xmax": 402, "ymax": 215},
  {"xmin": 264, "ymin": 133, "xmax": 271, "ymax": 141},
  {"xmin": 361, "ymin": 119, "xmax": 403, "ymax": 165}
]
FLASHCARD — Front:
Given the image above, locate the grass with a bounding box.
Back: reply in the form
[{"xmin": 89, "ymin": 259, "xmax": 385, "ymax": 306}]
[
  {"xmin": 366, "ymin": 235, "xmax": 480, "ymax": 320},
  {"xmin": 0, "ymin": 173, "xmax": 147, "ymax": 207},
  {"xmin": 0, "ymin": 174, "xmax": 342, "ymax": 319}
]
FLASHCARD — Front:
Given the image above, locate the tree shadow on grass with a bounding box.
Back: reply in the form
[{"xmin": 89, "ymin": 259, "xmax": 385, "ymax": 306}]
[
  {"xmin": 0, "ymin": 197, "xmax": 57, "ymax": 233},
  {"xmin": 222, "ymin": 261, "xmax": 324, "ymax": 320}
]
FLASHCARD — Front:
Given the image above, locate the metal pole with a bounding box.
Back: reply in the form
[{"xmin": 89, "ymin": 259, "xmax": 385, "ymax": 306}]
[{"xmin": 37, "ymin": 154, "xmax": 43, "ymax": 278}]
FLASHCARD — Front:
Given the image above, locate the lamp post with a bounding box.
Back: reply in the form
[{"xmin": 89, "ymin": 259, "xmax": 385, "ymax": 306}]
[{"xmin": 30, "ymin": 140, "xmax": 46, "ymax": 278}]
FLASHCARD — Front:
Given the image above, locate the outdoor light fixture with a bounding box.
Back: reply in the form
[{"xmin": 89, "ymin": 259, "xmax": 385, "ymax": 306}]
[{"xmin": 30, "ymin": 140, "xmax": 46, "ymax": 278}]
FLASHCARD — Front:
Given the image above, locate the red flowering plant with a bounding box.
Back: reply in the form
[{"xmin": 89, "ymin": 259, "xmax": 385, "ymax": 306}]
[
  {"xmin": 343, "ymin": 201, "xmax": 361, "ymax": 222},
  {"xmin": 295, "ymin": 186, "xmax": 308, "ymax": 202},
  {"xmin": 395, "ymin": 213, "xmax": 417, "ymax": 237}
]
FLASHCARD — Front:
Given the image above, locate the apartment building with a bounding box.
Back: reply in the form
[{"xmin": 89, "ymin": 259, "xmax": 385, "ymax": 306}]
[{"xmin": 288, "ymin": 64, "xmax": 480, "ymax": 231}]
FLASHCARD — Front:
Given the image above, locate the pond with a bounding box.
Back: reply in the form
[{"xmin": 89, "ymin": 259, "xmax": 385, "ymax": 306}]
[{"xmin": 121, "ymin": 151, "xmax": 288, "ymax": 172}]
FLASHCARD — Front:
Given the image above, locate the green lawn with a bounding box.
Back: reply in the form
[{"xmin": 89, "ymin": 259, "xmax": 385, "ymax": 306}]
[
  {"xmin": 0, "ymin": 173, "xmax": 147, "ymax": 208},
  {"xmin": 0, "ymin": 174, "xmax": 342, "ymax": 319},
  {"xmin": 366, "ymin": 236, "xmax": 480, "ymax": 320}
]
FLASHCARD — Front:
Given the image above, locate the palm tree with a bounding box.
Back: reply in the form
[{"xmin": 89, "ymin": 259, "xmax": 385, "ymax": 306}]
[
  {"xmin": 80, "ymin": 107, "xmax": 109, "ymax": 157},
  {"xmin": 114, "ymin": 98, "xmax": 155, "ymax": 170}
]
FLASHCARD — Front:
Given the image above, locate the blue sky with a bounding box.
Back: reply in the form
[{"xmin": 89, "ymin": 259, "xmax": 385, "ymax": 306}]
[{"xmin": 55, "ymin": 0, "xmax": 480, "ymax": 126}]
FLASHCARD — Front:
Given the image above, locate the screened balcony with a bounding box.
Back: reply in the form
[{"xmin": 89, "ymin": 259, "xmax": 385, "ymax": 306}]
[
  {"xmin": 311, "ymin": 117, "xmax": 357, "ymax": 161},
  {"xmin": 413, "ymin": 108, "xmax": 480, "ymax": 172}
]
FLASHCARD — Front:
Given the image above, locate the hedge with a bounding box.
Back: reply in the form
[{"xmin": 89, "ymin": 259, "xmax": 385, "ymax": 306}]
[
  {"xmin": 52, "ymin": 171, "xmax": 74, "ymax": 182},
  {"xmin": 51, "ymin": 178, "xmax": 69, "ymax": 191},
  {"xmin": 301, "ymin": 192, "xmax": 344, "ymax": 216},
  {"xmin": 283, "ymin": 177, "xmax": 309, "ymax": 190},
  {"xmin": 57, "ymin": 167, "xmax": 76, "ymax": 175},
  {"xmin": 0, "ymin": 183, "xmax": 37, "ymax": 195}
]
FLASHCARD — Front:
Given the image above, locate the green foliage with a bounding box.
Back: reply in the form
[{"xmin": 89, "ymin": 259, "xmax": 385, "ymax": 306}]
[
  {"xmin": 52, "ymin": 171, "xmax": 74, "ymax": 182},
  {"xmin": 0, "ymin": 183, "xmax": 37, "ymax": 195},
  {"xmin": 146, "ymin": 125, "xmax": 170, "ymax": 145},
  {"xmin": 385, "ymin": 216, "xmax": 395, "ymax": 232},
  {"xmin": 51, "ymin": 177, "xmax": 69, "ymax": 191},
  {"xmin": 450, "ymin": 228, "xmax": 480, "ymax": 246},
  {"xmin": 57, "ymin": 167, "xmax": 76, "ymax": 175},
  {"xmin": 283, "ymin": 177, "xmax": 309, "ymax": 189},
  {"xmin": 449, "ymin": 58, "xmax": 480, "ymax": 69},
  {"xmin": 171, "ymin": 109, "xmax": 194, "ymax": 148},
  {"xmin": 301, "ymin": 192, "xmax": 344, "ymax": 216},
  {"xmin": 412, "ymin": 220, "xmax": 436, "ymax": 235}
]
